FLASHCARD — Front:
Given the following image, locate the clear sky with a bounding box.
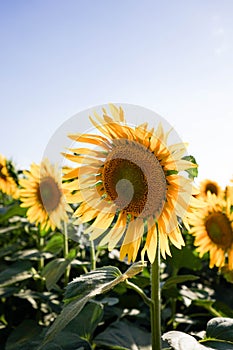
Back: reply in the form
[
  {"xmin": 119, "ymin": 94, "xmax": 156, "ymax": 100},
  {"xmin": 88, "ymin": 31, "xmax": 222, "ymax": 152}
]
[{"xmin": 1, "ymin": 1, "xmax": 233, "ymax": 187}]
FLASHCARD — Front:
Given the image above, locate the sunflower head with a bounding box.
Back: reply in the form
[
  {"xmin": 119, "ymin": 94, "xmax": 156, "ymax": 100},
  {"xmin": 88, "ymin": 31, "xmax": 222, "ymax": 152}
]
[
  {"xmin": 225, "ymin": 177, "xmax": 233, "ymax": 203},
  {"xmin": 187, "ymin": 193, "xmax": 233, "ymax": 269},
  {"xmin": 0, "ymin": 154, "xmax": 19, "ymax": 199},
  {"xmin": 63, "ymin": 104, "xmax": 200, "ymax": 263},
  {"xmin": 20, "ymin": 158, "xmax": 69, "ymax": 231},
  {"xmin": 199, "ymin": 179, "xmax": 223, "ymax": 199}
]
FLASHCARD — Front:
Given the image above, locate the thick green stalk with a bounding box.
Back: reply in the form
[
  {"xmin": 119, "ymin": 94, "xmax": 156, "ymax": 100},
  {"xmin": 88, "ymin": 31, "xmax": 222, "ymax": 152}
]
[
  {"xmin": 38, "ymin": 234, "xmax": 45, "ymax": 271},
  {"xmin": 63, "ymin": 221, "xmax": 70, "ymax": 285},
  {"xmin": 150, "ymin": 225, "xmax": 161, "ymax": 350},
  {"xmin": 90, "ymin": 239, "xmax": 96, "ymax": 270}
]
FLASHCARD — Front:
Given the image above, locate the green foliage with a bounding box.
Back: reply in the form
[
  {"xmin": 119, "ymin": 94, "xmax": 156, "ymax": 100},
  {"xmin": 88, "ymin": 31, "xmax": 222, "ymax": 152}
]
[
  {"xmin": 0, "ymin": 261, "xmax": 33, "ymax": 286},
  {"xmin": 205, "ymin": 317, "xmax": 233, "ymax": 341},
  {"xmin": 162, "ymin": 317, "xmax": 233, "ymax": 349},
  {"xmin": 167, "ymin": 245, "xmax": 202, "ymax": 271},
  {"xmin": 182, "ymin": 155, "xmax": 198, "ymax": 179},
  {"xmin": 43, "ymin": 233, "xmax": 64, "ymax": 255},
  {"xmin": 94, "ymin": 320, "xmax": 151, "ymax": 349},
  {"xmin": 0, "ymin": 202, "xmax": 26, "ymax": 223},
  {"xmin": 1, "ymin": 190, "xmax": 233, "ymax": 350},
  {"xmin": 162, "ymin": 275, "xmax": 199, "ymax": 290},
  {"xmin": 43, "ymin": 263, "xmax": 145, "ymax": 345},
  {"xmin": 41, "ymin": 258, "xmax": 73, "ymax": 290}
]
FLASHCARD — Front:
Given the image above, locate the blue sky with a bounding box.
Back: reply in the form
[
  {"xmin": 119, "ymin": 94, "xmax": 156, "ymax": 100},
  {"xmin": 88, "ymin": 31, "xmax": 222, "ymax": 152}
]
[{"xmin": 1, "ymin": 1, "xmax": 233, "ymax": 186}]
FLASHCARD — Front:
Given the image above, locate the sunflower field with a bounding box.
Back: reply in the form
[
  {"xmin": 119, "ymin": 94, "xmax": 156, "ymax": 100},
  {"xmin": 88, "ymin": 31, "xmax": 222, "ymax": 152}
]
[{"xmin": 1, "ymin": 105, "xmax": 233, "ymax": 350}]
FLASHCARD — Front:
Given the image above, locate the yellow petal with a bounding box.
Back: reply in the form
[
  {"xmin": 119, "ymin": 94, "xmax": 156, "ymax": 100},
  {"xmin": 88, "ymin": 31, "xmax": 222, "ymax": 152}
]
[
  {"xmin": 109, "ymin": 104, "xmax": 125, "ymax": 123},
  {"xmin": 160, "ymin": 230, "xmax": 171, "ymax": 259},
  {"xmin": 107, "ymin": 213, "xmax": 127, "ymax": 250},
  {"xmin": 86, "ymin": 212, "xmax": 115, "ymax": 235},
  {"xmin": 142, "ymin": 216, "xmax": 157, "ymax": 263},
  {"xmin": 122, "ymin": 218, "xmax": 144, "ymax": 246},
  {"xmin": 120, "ymin": 236, "xmax": 142, "ymax": 262},
  {"xmin": 66, "ymin": 147, "xmax": 107, "ymax": 158},
  {"xmin": 168, "ymin": 227, "xmax": 185, "ymax": 249},
  {"xmin": 62, "ymin": 153, "xmax": 104, "ymax": 166},
  {"xmin": 68, "ymin": 133, "xmax": 110, "ymax": 150}
]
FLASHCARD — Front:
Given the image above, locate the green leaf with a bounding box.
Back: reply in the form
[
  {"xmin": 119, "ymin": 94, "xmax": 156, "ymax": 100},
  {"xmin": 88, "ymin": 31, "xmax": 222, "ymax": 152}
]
[
  {"xmin": 212, "ymin": 302, "xmax": 233, "ymax": 318},
  {"xmin": 67, "ymin": 248, "xmax": 77, "ymax": 260},
  {"xmin": 0, "ymin": 261, "xmax": 32, "ymax": 286},
  {"xmin": 0, "ymin": 286, "xmax": 20, "ymax": 298},
  {"xmin": 162, "ymin": 275, "xmax": 199, "ymax": 290},
  {"xmin": 43, "ymin": 233, "xmax": 64, "ymax": 255},
  {"xmin": 11, "ymin": 249, "xmax": 53, "ymax": 261},
  {"xmin": 64, "ymin": 302, "xmax": 103, "ymax": 341},
  {"xmin": 0, "ymin": 224, "xmax": 22, "ymax": 234},
  {"xmin": 164, "ymin": 331, "xmax": 233, "ymax": 350},
  {"xmin": 42, "ymin": 333, "xmax": 91, "ymax": 350},
  {"xmin": 201, "ymin": 340, "xmax": 233, "ymax": 349},
  {"xmin": 41, "ymin": 258, "xmax": 72, "ymax": 290},
  {"xmin": 162, "ymin": 331, "xmax": 206, "ymax": 350},
  {"xmin": 0, "ymin": 203, "xmax": 26, "ymax": 223},
  {"xmin": 5, "ymin": 320, "xmax": 43, "ymax": 350},
  {"xmin": 64, "ymin": 266, "xmax": 122, "ymax": 302},
  {"xmin": 192, "ymin": 300, "xmax": 233, "ymax": 318},
  {"xmin": 41, "ymin": 298, "xmax": 90, "ymax": 348},
  {"xmin": 193, "ymin": 299, "xmax": 215, "ymax": 308},
  {"xmin": 100, "ymin": 297, "xmax": 119, "ymax": 306},
  {"xmin": 6, "ymin": 159, "xmax": 19, "ymax": 185},
  {"xmin": 42, "ymin": 266, "xmax": 122, "ymax": 345},
  {"xmin": 5, "ymin": 319, "xmax": 92, "ymax": 350},
  {"xmin": 180, "ymin": 286, "xmax": 211, "ymax": 304},
  {"xmin": 94, "ymin": 320, "xmax": 151, "ymax": 350},
  {"xmin": 64, "ymin": 262, "xmax": 145, "ymax": 302},
  {"xmin": 205, "ymin": 317, "xmax": 233, "ymax": 342},
  {"xmin": 167, "ymin": 245, "xmax": 202, "ymax": 272},
  {"xmin": 182, "ymin": 155, "xmax": 198, "ymax": 179},
  {"xmin": 0, "ymin": 243, "xmax": 21, "ymax": 258},
  {"xmin": 42, "ymin": 263, "xmax": 144, "ymax": 346}
]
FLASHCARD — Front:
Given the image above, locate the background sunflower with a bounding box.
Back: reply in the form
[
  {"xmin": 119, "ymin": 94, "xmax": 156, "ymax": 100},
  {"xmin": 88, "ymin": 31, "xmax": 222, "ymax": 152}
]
[
  {"xmin": 199, "ymin": 178, "xmax": 223, "ymax": 198},
  {"xmin": 0, "ymin": 154, "xmax": 19, "ymax": 199},
  {"xmin": 20, "ymin": 158, "xmax": 69, "ymax": 231},
  {"xmin": 187, "ymin": 192, "xmax": 233, "ymax": 269}
]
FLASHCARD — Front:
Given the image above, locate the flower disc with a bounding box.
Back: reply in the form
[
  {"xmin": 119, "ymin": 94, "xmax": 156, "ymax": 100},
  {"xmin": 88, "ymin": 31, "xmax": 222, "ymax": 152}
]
[
  {"xmin": 39, "ymin": 176, "xmax": 62, "ymax": 212},
  {"xmin": 102, "ymin": 140, "xmax": 166, "ymax": 218},
  {"xmin": 205, "ymin": 212, "xmax": 233, "ymax": 248}
]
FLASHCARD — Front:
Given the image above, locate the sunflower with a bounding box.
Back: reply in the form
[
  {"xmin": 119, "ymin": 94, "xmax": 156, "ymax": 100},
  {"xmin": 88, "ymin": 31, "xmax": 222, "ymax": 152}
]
[
  {"xmin": 187, "ymin": 192, "xmax": 233, "ymax": 269},
  {"xmin": 62, "ymin": 104, "xmax": 200, "ymax": 263},
  {"xmin": 0, "ymin": 154, "xmax": 19, "ymax": 199},
  {"xmin": 20, "ymin": 158, "xmax": 69, "ymax": 231},
  {"xmin": 199, "ymin": 179, "xmax": 223, "ymax": 198},
  {"xmin": 225, "ymin": 177, "xmax": 233, "ymax": 203}
]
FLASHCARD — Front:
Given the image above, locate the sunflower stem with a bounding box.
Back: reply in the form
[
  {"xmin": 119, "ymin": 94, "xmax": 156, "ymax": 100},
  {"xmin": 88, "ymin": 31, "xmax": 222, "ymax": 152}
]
[
  {"xmin": 90, "ymin": 239, "xmax": 96, "ymax": 270},
  {"xmin": 150, "ymin": 225, "xmax": 161, "ymax": 350},
  {"xmin": 38, "ymin": 234, "xmax": 45, "ymax": 271},
  {"xmin": 125, "ymin": 280, "xmax": 152, "ymax": 307},
  {"xmin": 63, "ymin": 221, "xmax": 70, "ymax": 286}
]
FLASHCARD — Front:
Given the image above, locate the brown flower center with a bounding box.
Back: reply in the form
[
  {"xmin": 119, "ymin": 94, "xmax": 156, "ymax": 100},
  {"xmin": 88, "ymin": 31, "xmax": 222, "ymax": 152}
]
[
  {"xmin": 205, "ymin": 212, "xmax": 233, "ymax": 248},
  {"xmin": 205, "ymin": 183, "xmax": 218, "ymax": 195},
  {"xmin": 38, "ymin": 176, "xmax": 61, "ymax": 212},
  {"xmin": 102, "ymin": 139, "xmax": 167, "ymax": 218}
]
